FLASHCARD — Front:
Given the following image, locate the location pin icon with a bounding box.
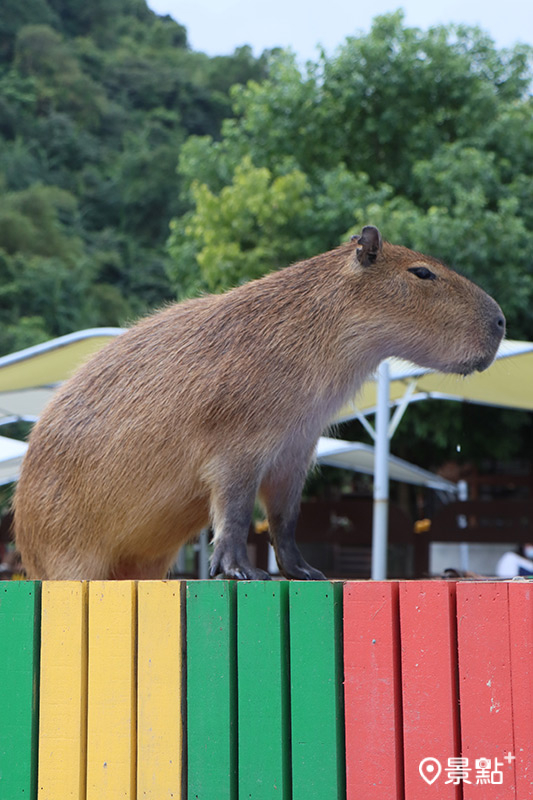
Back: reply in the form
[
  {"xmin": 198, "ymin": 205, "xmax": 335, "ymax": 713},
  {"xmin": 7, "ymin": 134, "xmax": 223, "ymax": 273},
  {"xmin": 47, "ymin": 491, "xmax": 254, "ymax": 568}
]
[{"xmin": 419, "ymin": 757, "xmax": 442, "ymax": 786}]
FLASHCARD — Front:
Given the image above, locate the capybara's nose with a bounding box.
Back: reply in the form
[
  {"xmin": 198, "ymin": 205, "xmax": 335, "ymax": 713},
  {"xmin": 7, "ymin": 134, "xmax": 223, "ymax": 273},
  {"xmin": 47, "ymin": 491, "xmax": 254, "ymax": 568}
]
[{"xmin": 492, "ymin": 311, "xmax": 506, "ymax": 343}]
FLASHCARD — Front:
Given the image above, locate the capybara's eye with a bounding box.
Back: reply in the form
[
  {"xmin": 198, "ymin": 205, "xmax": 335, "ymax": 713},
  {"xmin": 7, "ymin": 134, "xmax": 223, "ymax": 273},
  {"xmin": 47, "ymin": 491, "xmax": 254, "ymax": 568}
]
[{"xmin": 408, "ymin": 266, "xmax": 436, "ymax": 280}]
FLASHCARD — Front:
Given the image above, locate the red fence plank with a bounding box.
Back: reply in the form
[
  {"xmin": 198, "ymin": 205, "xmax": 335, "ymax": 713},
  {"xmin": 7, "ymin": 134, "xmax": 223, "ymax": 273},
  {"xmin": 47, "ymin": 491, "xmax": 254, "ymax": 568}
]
[
  {"xmin": 400, "ymin": 581, "xmax": 460, "ymax": 799},
  {"xmin": 508, "ymin": 582, "xmax": 533, "ymax": 799},
  {"xmin": 457, "ymin": 582, "xmax": 516, "ymax": 799},
  {"xmin": 343, "ymin": 581, "xmax": 403, "ymax": 800}
]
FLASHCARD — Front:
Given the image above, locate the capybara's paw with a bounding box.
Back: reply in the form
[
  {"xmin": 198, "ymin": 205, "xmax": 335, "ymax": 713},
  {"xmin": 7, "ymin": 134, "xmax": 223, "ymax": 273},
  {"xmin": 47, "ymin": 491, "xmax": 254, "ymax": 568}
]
[
  {"xmin": 209, "ymin": 546, "xmax": 272, "ymax": 581},
  {"xmin": 280, "ymin": 560, "xmax": 326, "ymax": 580},
  {"xmin": 214, "ymin": 565, "xmax": 272, "ymax": 581},
  {"xmin": 289, "ymin": 565, "xmax": 326, "ymax": 580}
]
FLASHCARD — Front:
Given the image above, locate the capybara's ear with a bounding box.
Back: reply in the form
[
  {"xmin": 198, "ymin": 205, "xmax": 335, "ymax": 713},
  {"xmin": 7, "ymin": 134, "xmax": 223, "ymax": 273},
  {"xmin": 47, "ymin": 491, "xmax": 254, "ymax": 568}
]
[{"xmin": 354, "ymin": 225, "xmax": 382, "ymax": 267}]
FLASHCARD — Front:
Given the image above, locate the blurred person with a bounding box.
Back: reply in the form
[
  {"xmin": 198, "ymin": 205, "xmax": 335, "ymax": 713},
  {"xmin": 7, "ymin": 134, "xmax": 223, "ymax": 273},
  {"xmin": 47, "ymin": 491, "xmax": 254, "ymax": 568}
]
[{"xmin": 496, "ymin": 543, "xmax": 533, "ymax": 578}]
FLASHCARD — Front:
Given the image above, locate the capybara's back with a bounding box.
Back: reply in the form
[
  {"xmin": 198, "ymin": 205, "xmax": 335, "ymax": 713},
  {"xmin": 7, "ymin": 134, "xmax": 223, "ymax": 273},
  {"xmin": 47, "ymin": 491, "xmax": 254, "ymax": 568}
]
[
  {"xmin": 14, "ymin": 296, "xmax": 242, "ymax": 580},
  {"xmin": 14, "ymin": 227, "xmax": 505, "ymax": 580}
]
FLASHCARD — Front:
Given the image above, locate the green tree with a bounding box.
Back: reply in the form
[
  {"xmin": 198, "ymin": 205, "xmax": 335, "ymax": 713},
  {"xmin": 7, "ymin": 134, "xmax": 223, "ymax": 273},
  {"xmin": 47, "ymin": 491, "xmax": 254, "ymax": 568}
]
[
  {"xmin": 169, "ymin": 157, "xmax": 313, "ymax": 293},
  {"xmin": 0, "ymin": 0, "xmax": 59, "ymax": 60},
  {"xmin": 169, "ymin": 14, "xmax": 533, "ymax": 327},
  {"xmin": 0, "ymin": 183, "xmax": 136, "ymax": 352},
  {"xmin": 167, "ymin": 13, "xmax": 533, "ymax": 466},
  {"xmin": 174, "ymin": 14, "xmax": 531, "ymax": 196}
]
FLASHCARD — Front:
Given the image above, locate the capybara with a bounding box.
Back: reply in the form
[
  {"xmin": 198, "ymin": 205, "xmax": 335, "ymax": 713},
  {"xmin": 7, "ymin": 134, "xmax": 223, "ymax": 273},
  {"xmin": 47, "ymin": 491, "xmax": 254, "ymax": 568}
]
[{"xmin": 14, "ymin": 226, "xmax": 505, "ymax": 580}]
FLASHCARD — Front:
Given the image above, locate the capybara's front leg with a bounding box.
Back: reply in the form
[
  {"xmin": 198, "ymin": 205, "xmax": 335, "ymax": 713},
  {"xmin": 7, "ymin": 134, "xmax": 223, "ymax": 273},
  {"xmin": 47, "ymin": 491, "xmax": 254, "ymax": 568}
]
[
  {"xmin": 269, "ymin": 509, "xmax": 326, "ymax": 580},
  {"xmin": 209, "ymin": 475, "xmax": 271, "ymax": 580},
  {"xmin": 210, "ymin": 535, "xmax": 271, "ymax": 580},
  {"xmin": 260, "ymin": 466, "xmax": 326, "ymax": 581}
]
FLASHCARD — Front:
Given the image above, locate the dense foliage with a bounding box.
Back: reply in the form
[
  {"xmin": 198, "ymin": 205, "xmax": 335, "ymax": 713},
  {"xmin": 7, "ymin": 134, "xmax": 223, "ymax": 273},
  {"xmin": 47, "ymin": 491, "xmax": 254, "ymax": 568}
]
[
  {"xmin": 1, "ymin": 2, "xmax": 532, "ymax": 467},
  {"xmin": 169, "ymin": 14, "xmax": 533, "ymax": 336},
  {"xmin": 0, "ymin": 0, "xmax": 275, "ymax": 353},
  {"xmin": 168, "ymin": 12, "xmax": 533, "ymax": 465}
]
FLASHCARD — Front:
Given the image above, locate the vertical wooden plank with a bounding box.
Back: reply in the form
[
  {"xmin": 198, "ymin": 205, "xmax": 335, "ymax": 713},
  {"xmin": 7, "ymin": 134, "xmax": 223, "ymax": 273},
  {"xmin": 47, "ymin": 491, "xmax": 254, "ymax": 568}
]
[
  {"xmin": 237, "ymin": 581, "xmax": 290, "ymax": 799},
  {"xmin": 289, "ymin": 581, "xmax": 345, "ymax": 800},
  {"xmin": 508, "ymin": 582, "xmax": 533, "ymax": 799},
  {"xmin": 38, "ymin": 582, "xmax": 88, "ymax": 800},
  {"xmin": 343, "ymin": 581, "xmax": 402, "ymax": 800},
  {"xmin": 86, "ymin": 581, "xmax": 137, "ymax": 800},
  {"xmin": 400, "ymin": 581, "xmax": 460, "ymax": 799},
  {"xmin": 0, "ymin": 581, "xmax": 41, "ymax": 800},
  {"xmin": 457, "ymin": 582, "xmax": 516, "ymax": 799},
  {"xmin": 137, "ymin": 581, "xmax": 182, "ymax": 799},
  {"xmin": 186, "ymin": 580, "xmax": 237, "ymax": 800}
]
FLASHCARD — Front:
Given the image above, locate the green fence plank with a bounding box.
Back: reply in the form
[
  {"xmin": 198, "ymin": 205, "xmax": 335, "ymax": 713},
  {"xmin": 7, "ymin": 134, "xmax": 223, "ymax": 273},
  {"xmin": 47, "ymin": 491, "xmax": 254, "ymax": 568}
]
[
  {"xmin": 237, "ymin": 581, "xmax": 290, "ymax": 799},
  {"xmin": 0, "ymin": 581, "xmax": 41, "ymax": 800},
  {"xmin": 289, "ymin": 581, "xmax": 345, "ymax": 800},
  {"xmin": 186, "ymin": 580, "xmax": 237, "ymax": 800}
]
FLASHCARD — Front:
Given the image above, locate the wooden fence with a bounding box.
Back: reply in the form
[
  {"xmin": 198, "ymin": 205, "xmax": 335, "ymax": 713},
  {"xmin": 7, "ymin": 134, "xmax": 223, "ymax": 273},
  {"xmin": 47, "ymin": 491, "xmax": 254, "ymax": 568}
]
[{"xmin": 0, "ymin": 579, "xmax": 532, "ymax": 799}]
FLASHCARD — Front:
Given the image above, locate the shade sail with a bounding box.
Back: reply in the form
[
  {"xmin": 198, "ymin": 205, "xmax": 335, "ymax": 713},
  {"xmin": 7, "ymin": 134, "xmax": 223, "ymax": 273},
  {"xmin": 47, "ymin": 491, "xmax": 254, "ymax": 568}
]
[
  {"xmin": 335, "ymin": 339, "xmax": 533, "ymax": 422},
  {"xmin": 1, "ymin": 332, "xmax": 530, "ymax": 423},
  {"xmin": 316, "ymin": 437, "xmax": 457, "ymax": 492},
  {"xmin": 0, "ymin": 328, "xmax": 124, "ymax": 424},
  {"xmin": 0, "ymin": 330, "xmax": 531, "ymax": 489},
  {"xmin": 0, "ymin": 436, "xmax": 28, "ymax": 486}
]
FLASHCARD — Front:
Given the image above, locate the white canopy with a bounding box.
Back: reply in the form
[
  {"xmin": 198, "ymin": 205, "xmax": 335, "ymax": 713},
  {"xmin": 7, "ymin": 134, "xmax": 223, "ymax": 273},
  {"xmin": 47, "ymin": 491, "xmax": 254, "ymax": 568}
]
[
  {"xmin": 0, "ymin": 327, "xmax": 459, "ymax": 491},
  {"xmin": 316, "ymin": 437, "xmax": 456, "ymax": 492},
  {"xmin": 1, "ymin": 332, "xmax": 531, "ymax": 426},
  {"xmin": 0, "ymin": 331, "xmax": 531, "ymax": 504},
  {"xmin": 333, "ymin": 340, "xmax": 533, "ymax": 580},
  {"xmin": 0, "ymin": 328, "xmax": 124, "ymax": 425},
  {"xmin": 0, "ymin": 435, "xmax": 28, "ymax": 486}
]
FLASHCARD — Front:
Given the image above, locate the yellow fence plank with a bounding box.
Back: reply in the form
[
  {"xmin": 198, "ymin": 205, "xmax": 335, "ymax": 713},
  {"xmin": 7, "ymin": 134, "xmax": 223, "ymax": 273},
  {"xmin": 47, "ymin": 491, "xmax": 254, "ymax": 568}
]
[
  {"xmin": 86, "ymin": 581, "xmax": 137, "ymax": 800},
  {"xmin": 137, "ymin": 581, "xmax": 183, "ymax": 799},
  {"xmin": 38, "ymin": 581, "xmax": 88, "ymax": 800}
]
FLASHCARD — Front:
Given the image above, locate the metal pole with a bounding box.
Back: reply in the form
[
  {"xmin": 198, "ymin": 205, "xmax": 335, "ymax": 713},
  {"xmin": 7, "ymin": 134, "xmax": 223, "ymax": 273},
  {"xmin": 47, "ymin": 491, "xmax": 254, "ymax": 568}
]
[
  {"xmin": 198, "ymin": 529, "xmax": 210, "ymax": 579},
  {"xmin": 174, "ymin": 546, "xmax": 186, "ymax": 575},
  {"xmin": 268, "ymin": 544, "xmax": 279, "ymax": 575},
  {"xmin": 458, "ymin": 479, "xmax": 470, "ymax": 572},
  {"xmin": 371, "ymin": 361, "xmax": 390, "ymax": 580}
]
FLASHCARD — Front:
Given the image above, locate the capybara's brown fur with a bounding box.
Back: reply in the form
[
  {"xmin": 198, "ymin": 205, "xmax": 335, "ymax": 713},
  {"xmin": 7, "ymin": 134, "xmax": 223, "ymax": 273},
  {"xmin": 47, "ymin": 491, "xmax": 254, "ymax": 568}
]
[{"xmin": 14, "ymin": 227, "xmax": 505, "ymax": 580}]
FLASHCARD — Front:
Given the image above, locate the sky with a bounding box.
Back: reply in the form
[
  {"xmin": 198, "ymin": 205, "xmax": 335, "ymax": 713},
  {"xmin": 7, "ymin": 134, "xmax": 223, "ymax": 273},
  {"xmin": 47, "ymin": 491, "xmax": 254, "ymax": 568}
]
[{"xmin": 146, "ymin": 0, "xmax": 533, "ymax": 62}]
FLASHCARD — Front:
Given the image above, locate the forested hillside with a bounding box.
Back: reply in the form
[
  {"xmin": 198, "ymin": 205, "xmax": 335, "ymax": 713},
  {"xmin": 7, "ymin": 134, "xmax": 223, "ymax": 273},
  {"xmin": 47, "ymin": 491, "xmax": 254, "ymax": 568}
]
[
  {"xmin": 0, "ymin": 0, "xmax": 275, "ymax": 353},
  {"xmin": 1, "ymin": 2, "xmax": 533, "ymax": 465}
]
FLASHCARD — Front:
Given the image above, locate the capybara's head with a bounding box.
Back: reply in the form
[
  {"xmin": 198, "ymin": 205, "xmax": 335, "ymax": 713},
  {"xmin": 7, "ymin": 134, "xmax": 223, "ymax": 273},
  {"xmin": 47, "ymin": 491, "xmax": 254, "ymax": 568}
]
[{"xmin": 347, "ymin": 226, "xmax": 505, "ymax": 375}]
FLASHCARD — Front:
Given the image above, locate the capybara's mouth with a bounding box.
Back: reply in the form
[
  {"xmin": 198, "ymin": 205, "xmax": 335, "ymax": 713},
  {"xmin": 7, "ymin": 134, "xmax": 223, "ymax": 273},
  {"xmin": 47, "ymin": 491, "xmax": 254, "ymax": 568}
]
[{"xmin": 458, "ymin": 354, "xmax": 497, "ymax": 376}]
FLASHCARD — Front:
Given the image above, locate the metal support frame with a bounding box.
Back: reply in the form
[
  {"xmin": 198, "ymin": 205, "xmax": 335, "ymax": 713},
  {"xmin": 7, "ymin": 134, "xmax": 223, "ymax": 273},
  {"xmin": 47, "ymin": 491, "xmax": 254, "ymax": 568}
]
[
  {"xmin": 388, "ymin": 380, "xmax": 418, "ymax": 438},
  {"xmin": 371, "ymin": 361, "xmax": 391, "ymax": 580},
  {"xmin": 198, "ymin": 529, "xmax": 210, "ymax": 579},
  {"xmin": 349, "ymin": 367, "xmax": 420, "ymax": 580},
  {"xmin": 351, "ymin": 407, "xmax": 377, "ymax": 441}
]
